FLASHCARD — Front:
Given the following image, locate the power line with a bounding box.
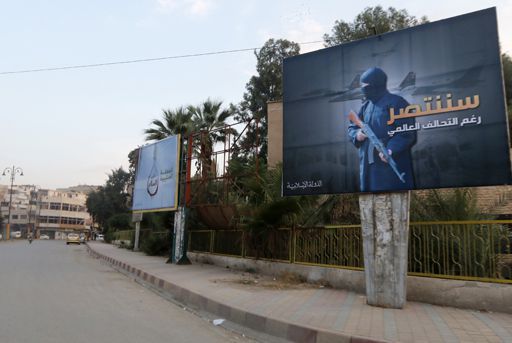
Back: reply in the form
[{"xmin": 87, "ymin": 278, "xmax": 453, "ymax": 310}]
[{"xmin": 0, "ymin": 40, "xmax": 324, "ymax": 76}]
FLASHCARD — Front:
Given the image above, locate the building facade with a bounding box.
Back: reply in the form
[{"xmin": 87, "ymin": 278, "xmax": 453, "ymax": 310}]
[
  {"xmin": 0, "ymin": 186, "xmax": 92, "ymax": 239},
  {"xmin": 0, "ymin": 185, "xmax": 38, "ymax": 238},
  {"xmin": 37, "ymin": 189, "xmax": 92, "ymax": 239}
]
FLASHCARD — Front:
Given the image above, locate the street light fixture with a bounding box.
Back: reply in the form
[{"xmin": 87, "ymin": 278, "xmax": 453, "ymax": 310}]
[{"xmin": 2, "ymin": 166, "xmax": 23, "ymax": 241}]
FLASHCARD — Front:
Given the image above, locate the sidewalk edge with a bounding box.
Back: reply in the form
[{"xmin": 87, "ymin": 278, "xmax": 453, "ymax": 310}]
[{"xmin": 86, "ymin": 244, "xmax": 387, "ymax": 343}]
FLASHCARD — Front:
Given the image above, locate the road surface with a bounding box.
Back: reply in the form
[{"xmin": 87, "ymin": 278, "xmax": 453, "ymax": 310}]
[{"xmin": 0, "ymin": 240, "xmax": 253, "ymax": 343}]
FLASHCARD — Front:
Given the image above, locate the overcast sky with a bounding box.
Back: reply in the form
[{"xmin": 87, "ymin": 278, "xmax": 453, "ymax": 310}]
[{"xmin": 1, "ymin": 0, "xmax": 511, "ymax": 189}]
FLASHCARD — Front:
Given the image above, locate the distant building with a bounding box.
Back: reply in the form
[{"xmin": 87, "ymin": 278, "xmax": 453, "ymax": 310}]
[
  {"xmin": 56, "ymin": 185, "xmax": 99, "ymax": 195},
  {"xmin": 37, "ymin": 189, "xmax": 92, "ymax": 239},
  {"xmin": 0, "ymin": 185, "xmax": 38, "ymax": 237},
  {"xmin": 0, "ymin": 185, "xmax": 92, "ymax": 239}
]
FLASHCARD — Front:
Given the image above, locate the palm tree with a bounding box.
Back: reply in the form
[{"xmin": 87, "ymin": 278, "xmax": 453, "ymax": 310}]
[
  {"xmin": 187, "ymin": 99, "xmax": 235, "ymax": 179},
  {"xmin": 144, "ymin": 99, "xmax": 235, "ymax": 179},
  {"xmin": 143, "ymin": 107, "xmax": 193, "ymax": 141},
  {"xmin": 187, "ymin": 99, "xmax": 233, "ymax": 141}
]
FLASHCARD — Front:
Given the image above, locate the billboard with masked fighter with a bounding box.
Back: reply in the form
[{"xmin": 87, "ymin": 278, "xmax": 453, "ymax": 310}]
[
  {"xmin": 132, "ymin": 135, "xmax": 181, "ymax": 212},
  {"xmin": 282, "ymin": 7, "xmax": 511, "ymax": 195}
]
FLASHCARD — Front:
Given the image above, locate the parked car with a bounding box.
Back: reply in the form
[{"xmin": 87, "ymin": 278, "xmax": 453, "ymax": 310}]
[
  {"xmin": 11, "ymin": 231, "xmax": 22, "ymax": 239},
  {"xmin": 40, "ymin": 234, "xmax": 50, "ymax": 240},
  {"xmin": 0, "ymin": 233, "xmax": 2, "ymax": 240},
  {"xmin": 66, "ymin": 233, "xmax": 80, "ymax": 245},
  {"xmin": 96, "ymin": 234, "xmax": 104, "ymax": 241}
]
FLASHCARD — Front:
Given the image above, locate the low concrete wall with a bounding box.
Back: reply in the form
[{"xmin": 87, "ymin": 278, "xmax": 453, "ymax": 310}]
[
  {"xmin": 407, "ymin": 276, "xmax": 512, "ymax": 314},
  {"xmin": 112, "ymin": 239, "xmax": 131, "ymax": 247},
  {"xmin": 188, "ymin": 252, "xmax": 512, "ymax": 314}
]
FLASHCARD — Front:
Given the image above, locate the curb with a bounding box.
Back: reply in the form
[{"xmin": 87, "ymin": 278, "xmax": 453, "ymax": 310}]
[{"xmin": 86, "ymin": 244, "xmax": 387, "ymax": 343}]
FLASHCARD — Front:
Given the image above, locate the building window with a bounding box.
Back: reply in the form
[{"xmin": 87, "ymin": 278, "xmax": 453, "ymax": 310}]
[
  {"xmin": 59, "ymin": 217, "xmax": 86, "ymax": 225},
  {"xmin": 50, "ymin": 202, "xmax": 61, "ymax": 210},
  {"xmin": 20, "ymin": 215, "xmax": 27, "ymax": 220},
  {"xmin": 62, "ymin": 204, "xmax": 70, "ymax": 211},
  {"xmin": 48, "ymin": 216, "xmax": 59, "ymax": 224},
  {"xmin": 12, "ymin": 215, "xmax": 18, "ymax": 219}
]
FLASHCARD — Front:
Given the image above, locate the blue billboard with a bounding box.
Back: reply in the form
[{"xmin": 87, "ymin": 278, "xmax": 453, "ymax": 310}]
[
  {"xmin": 132, "ymin": 135, "xmax": 180, "ymax": 212},
  {"xmin": 283, "ymin": 8, "xmax": 511, "ymax": 195}
]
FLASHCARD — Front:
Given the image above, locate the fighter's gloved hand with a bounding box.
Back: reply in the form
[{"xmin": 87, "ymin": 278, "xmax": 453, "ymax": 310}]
[
  {"xmin": 379, "ymin": 149, "xmax": 392, "ymax": 163},
  {"xmin": 356, "ymin": 130, "xmax": 367, "ymax": 142}
]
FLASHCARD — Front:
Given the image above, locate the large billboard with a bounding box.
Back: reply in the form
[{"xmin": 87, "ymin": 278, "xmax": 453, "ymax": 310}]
[
  {"xmin": 132, "ymin": 135, "xmax": 180, "ymax": 212},
  {"xmin": 283, "ymin": 8, "xmax": 511, "ymax": 195}
]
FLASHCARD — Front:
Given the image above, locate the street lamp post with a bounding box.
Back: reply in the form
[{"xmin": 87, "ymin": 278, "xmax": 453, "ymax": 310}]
[{"xmin": 2, "ymin": 166, "xmax": 23, "ymax": 240}]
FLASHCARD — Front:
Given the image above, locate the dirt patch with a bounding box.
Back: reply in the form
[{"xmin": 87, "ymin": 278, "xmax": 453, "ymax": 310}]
[{"xmin": 212, "ymin": 271, "xmax": 331, "ymax": 290}]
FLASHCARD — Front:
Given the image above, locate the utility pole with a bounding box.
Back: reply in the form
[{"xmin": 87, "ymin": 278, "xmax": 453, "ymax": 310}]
[
  {"xmin": 2, "ymin": 166, "xmax": 23, "ymax": 241},
  {"xmin": 27, "ymin": 190, "xmax": 33, "ymax": 238},
  {"xmin": 27, "ymin": 186, "xmax": 38, "ymax": 239}
]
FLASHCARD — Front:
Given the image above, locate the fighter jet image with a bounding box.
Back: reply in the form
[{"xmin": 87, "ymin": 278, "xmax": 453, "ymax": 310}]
[
  {"xmin": 299, "ymin": 73, "xmax": 361, "ymax": 101},
  {"xmin": 410, "ymin": 65, "xmax": 483, "ymax": 96},
  {"xmin": 329, "ymin": 71, "xmax": 416, "ymax": 103},
  {"xmin": 390, "ymin": 71, "xmax": 416, "ymax": 94}
]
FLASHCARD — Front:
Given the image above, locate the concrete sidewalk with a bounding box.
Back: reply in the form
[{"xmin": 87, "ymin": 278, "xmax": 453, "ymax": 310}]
[{"xmin": 86, "ymin": 242, "xmax": 512, "ymax": 343}]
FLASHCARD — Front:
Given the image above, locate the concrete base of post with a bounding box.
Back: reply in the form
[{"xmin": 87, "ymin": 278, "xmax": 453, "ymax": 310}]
[
  {"xmin": 359, "ymin": 192, "xmax": 410, "ymax": 309},
  {"xmin": 133, "ymin": 221, "xmax": 141, "ymax": 252}
]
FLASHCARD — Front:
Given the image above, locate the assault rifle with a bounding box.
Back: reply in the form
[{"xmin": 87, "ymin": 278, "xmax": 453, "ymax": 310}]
[{"xmin": 348, "ymin": 111, "xmax": 406, "ymax": 183}]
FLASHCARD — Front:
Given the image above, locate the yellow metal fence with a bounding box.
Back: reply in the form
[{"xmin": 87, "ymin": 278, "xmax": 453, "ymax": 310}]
[{"xmin": 189, "ymin": 221, "xmax": 512, "ymax": 284}]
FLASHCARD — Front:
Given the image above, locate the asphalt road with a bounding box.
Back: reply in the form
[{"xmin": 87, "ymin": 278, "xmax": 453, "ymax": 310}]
[{"xmin": 0, "ymin": 240, "xmax": 252, "ymax": 343}]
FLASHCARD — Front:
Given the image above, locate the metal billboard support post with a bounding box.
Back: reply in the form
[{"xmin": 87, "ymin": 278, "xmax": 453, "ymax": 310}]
[
  {"xmin": 168, "ymin": 135, "xmax": 191, "ymax": 265},
  {"xmin": 171, "ymin": 206, "xmax": 190, "ymax": 264},
  {"xmin": 359, "ymin": 191, "xmax": 410, "ymax": 309}
]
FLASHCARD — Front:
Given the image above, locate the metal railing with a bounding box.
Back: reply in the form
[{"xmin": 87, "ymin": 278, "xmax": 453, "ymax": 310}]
[
  {"xmin": 408, "ymin": 221, "xmax": 512, "ymax": 282},
  {"xmin": 189, "ymin": 221, "xmax": 512, "ymax": 284},
  {"xmin": 112, "ymin": 229, "xmax": 168, "ymax": 246},
  {"xmin": 113, "ymin": 229, "xmax": 135, "ymax": 241}
]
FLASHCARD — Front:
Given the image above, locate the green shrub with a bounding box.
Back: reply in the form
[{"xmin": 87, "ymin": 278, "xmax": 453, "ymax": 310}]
[
  {"xmin": 141, "ymin": 233, "xmax": 170, "ymax": 256},
  {"xmin": 104, "ymin": 230, "xmax": 114, "ymax": 243},
  {"xmin": 107, "ymin": 213, "xmax": 132, "ymax": 231}
]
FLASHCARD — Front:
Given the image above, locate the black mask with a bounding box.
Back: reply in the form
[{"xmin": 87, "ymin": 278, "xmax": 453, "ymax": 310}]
[{"xmin": 360, "ymin": 67, "xmax": 388, "ymax": 103}]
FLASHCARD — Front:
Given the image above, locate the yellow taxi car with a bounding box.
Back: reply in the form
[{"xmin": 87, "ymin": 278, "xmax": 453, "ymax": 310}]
[{"xmin": 66, "ymin": 233, "xmax": 81, "ymax": 245}]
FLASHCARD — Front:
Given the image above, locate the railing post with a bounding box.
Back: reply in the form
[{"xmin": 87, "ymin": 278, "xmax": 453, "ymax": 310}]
[
  {"xmin": 290, "ymin": 227, "xmax": 296, "ymax": 263},
  {"xmin": 187, "ymin": 231, "xmax": 191, "ymax": 251},
  {"xmin": 242, "ymin": 230, "xmax": 246, "ymax": 258},
  {"xmin": 210, "ymin": 230, "xmax": 214, "ymax": 253}
]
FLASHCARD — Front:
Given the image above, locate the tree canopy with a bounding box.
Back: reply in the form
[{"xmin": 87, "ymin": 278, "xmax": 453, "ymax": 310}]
[
  {"xmin": 143, "ymin": 107, "xmax": 193, "ymax": 141},
  {"xmin": 235, "ymin": 39, "xmax": 300, "ymax": 161},
  {"xmin": 323, "ymin": 6, "xmax": 428, "ymax": 46},
  {"xmin": 503, "ymin": 53, "xmax": 512, "ymax": 136},
  {"xmin": 144, "ymin": 99, "xmax": 234, "ymax": 143},
  {"xmin": 86, "ymin": 167, "xmax": 131, "ymax": 232},
  {"xmin": 504, "ymin": 54, "xmax": 512, "ymax": 103}
]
